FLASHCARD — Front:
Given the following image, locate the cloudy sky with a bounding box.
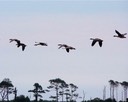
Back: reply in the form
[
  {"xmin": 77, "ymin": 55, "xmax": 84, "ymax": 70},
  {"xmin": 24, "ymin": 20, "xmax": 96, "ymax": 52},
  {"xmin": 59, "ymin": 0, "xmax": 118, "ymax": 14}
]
[{"xmin": 0, "ymin": 0, "xmax": 128, "ymax": 101}]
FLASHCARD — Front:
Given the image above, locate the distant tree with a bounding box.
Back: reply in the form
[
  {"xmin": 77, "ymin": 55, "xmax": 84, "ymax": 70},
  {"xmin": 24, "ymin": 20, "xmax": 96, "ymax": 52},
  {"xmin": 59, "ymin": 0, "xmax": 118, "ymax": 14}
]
[
  {"xmin": 103, "ymin": 86, "xmax": 106, "ymax": 101},
  {"xmin": 69, "ymin": 83, "xmax": 78, "ymax": 102},
  {"xmin": 48, "ymin": 78, "xmax": 67, "ymax": 102},
  {"xmin": 64, "ymin": 88, "xmax": 71, "ymax": 102},
  {"xmin": 0, "ymin": 78, "xmax": 14, "ymax": 101},
  {"xmin": 120, "ymin": 81, "xmax": 128, "ymax": 102},
  {"xmin": 109, "ymin": 80, "xmax": 116, "ymax": 100},
  {"xmin": 82, "ymin": 90, "xmax": 86, "ymax": 102},
  {"xmin": 28, "ymin": 83, "xmax": 45, "ymax": 102},
  {"xmin": 115, "ymin": 81, "xmax": 119, "ymax": 102},
  {"xmin": 59, "ymin": 81, "xmax": 68, "ymax": 102}
]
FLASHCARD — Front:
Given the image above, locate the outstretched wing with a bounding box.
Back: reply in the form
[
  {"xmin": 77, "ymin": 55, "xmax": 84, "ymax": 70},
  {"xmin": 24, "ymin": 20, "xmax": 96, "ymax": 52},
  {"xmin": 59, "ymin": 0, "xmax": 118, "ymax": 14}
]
[
  {"xmin": 91, "ymin": 40, "xmax": 97, "ymax": 46},
  {"xmin": 58, "ymin": 44, "xmax": 63, "ymax": 49},
  {"xmin": 98, "ymin": 41, "xmax": 102, "ymax": 47},
  {"xmin": 66, "ymin": 48, "xmax": 69, "ymax": 53},
  {"xmin": 58, "ymin": 44, "xmax": 68, "ymax": 49},
  {"xmin": 9, "ymin": 39, "xmax": 14, "ymax": 43},
  {"xmin": 22, "ymin": 45, "xmax": 26, "ymax": 51},
  {"xmin": 115, "ymin": 30, "xmax": 122, "ymax": 36}
]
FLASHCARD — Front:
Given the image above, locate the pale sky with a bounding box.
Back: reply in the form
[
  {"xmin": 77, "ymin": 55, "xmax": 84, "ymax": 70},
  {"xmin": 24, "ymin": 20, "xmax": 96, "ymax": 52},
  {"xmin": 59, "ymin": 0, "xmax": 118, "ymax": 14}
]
[{"xmin": 0, "ymin": 0, "xmax": 128, "ymax": 101}]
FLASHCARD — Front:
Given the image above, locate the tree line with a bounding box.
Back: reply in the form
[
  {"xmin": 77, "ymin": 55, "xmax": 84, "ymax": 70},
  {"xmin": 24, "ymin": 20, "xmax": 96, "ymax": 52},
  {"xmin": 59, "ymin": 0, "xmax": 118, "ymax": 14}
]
[
  {"xmin": 108, "ymin": 80, "xmax": 128, "ymax": 102},
  {"xmin": 0, "ymin": 78, "xmax": 128, "ymax": 102}
]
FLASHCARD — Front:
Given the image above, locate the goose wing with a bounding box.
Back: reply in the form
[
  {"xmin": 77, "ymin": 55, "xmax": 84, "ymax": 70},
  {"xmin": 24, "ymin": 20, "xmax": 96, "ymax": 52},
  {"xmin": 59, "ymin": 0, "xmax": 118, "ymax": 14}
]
[
  {"xmin": 9, "ymin": 39, "xmax": 20, "ymax": 43},
  {"xmin": 66, "ymin": 48, "xmax": 69, "ymax": 53},
  {"xmin": 115, "ymin": 30, "xmax": 122, "ymax": 36},
  {"xmin": 91, "ymin": 40, "xmax": 97, "ymax": 46},
  {"xmin": 34, "ymin": 43, "xmax": 39, "ymax": 46},
  {"xmin": 58, "ymin": 44, "xmax": 63, "ymax": 49},
  {"xmin": 98, "ymin": 41, "xmax": 102, "ymax": 47},
  {"xmin": 69, "ymin": 46, "xmax": 76, "ymax": 50},
  {"xmin": 22, "ymin": 44, "xmax": 26, "ymax": 51},
  {"xmin": 58, "ymin": 44, "xmax": 68, "ymax": 49},
  {"xmin": 9, "ymin": 39, "xmax": 15, "ymax": 43}
]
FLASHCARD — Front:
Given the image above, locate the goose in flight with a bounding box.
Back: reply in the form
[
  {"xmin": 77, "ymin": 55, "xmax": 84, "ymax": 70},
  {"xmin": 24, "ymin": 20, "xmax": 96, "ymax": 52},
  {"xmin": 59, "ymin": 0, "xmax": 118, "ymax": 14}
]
[
  {"xmin": 35, "ymin": 42, "xmax": 48, "ymax": 46},
  {"xmin": 58, "ymin": 44, "xmax": 76, "ymax": 53},
  {"xmin": 10, "ymin": 39, "xmax": 26, "ymax": 51},
  {"xmin": 34, "ymin": 42, "xmax": 48, "ymax": 46},
  {"xmin": 114, "ymin": 30, "xmax": 127, "ymax": 38},
  {"xmin": 90, "ymin": 38, "xmax": 103, "ymax": 47}
]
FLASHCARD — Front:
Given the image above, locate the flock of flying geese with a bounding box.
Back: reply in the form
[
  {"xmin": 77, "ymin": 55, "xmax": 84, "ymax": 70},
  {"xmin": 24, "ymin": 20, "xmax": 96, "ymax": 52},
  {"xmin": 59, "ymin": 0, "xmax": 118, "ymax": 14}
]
[{"xmin": 9, "ymin": 30, "xmax": 127, "ymax": 52}]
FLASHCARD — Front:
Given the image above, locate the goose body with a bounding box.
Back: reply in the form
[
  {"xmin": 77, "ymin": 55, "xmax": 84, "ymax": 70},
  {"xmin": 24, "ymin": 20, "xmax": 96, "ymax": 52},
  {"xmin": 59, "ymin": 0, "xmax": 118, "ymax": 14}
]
[
  {"xmin": 90, "ymin": 38, "xmax": 103, "ymax": 47},
  {"xmin": 114, "ymin": 30, "xmax": 127, "ymax": 38}
]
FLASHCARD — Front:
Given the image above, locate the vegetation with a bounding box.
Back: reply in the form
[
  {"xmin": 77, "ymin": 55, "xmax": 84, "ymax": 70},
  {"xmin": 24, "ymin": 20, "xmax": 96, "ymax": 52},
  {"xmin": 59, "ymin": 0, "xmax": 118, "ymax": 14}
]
[
  {"xmin": 0, "ymin": 78, "xmax": 14, "ymax": 101},
  {"xmin": 0, "ymin": 78, "xmax": 128, "ymax": 102},
  {"xmin": 28, "ymin": 83, "xmax": 46, "ymax": 102}
]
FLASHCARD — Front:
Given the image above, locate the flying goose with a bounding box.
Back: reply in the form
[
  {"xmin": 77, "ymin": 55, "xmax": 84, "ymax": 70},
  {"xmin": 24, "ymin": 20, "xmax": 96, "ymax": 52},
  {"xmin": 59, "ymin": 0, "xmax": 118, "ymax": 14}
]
[
  {"xmin": 34, "ymin": 42, "xmax": 48, "ymax": 46},
  {"xmin": 58, "ymin": 44, "xmax": 76, "ymax": 53},
  {"xmin": 114, "ymin": 30, "xmax": 127, "ymax": 38},
  {"xmin": 10, "ymin": 39, "xmax": 26, "ymax": 51},
  {"xmin": 90, "ymin": 38, "xmax": 103, "ymax": 47}
]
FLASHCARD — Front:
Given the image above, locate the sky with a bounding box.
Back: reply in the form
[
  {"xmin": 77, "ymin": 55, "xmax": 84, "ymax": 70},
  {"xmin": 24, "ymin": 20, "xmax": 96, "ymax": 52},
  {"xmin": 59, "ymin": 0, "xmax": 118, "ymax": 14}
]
[{"xmin": 0, "ymin": 0, "xmax": 128, "ymax": 101}]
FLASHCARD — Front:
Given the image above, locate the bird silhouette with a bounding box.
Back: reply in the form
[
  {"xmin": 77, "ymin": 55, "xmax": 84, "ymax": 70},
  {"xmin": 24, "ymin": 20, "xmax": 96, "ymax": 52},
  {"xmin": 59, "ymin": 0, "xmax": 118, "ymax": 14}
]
[
  {"xmin": 90, "ymin": 38, "xmax": 103, "ymax": 47},
  {"xmin": 34, "ymin": 42, "xmax": 48, "ymax": 46},
  {"xmin": 58, "ymin": 44, "xmax": 75, "ymax": 53},
  {"xmin": 114, "ymin": 30, "xmax": 127, "ymax": 38},
  {"xmin": 10, "ymin": 39, "xmax": 26, "ymax": 51}
]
